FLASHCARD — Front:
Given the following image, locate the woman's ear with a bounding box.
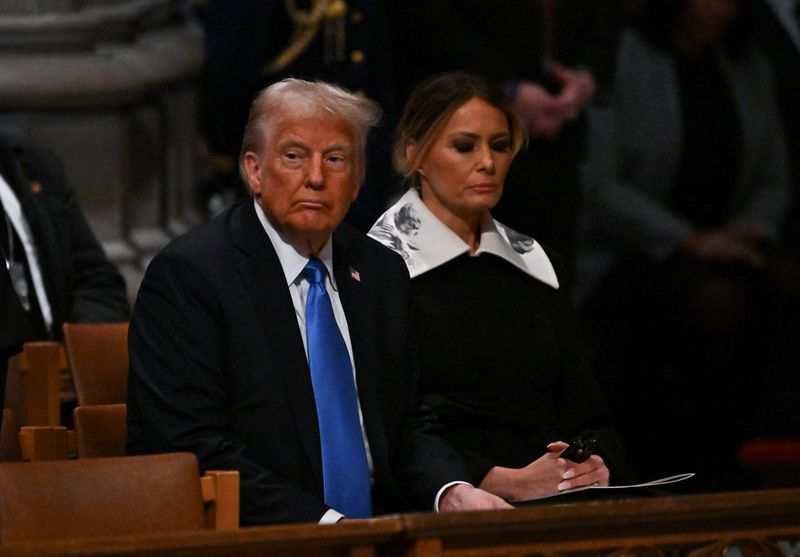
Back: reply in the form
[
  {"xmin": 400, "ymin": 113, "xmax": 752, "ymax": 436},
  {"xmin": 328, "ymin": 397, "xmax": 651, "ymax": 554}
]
[{"xmin": 405, "ymin": 142, "xmax": 417, "ymax": 170}]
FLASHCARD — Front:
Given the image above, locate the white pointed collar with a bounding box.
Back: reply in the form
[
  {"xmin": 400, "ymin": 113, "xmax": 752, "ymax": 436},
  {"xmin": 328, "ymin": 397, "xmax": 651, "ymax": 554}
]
[{"xmin": 368, "ymin": 189, "xmax": 559, "ymax": 289}]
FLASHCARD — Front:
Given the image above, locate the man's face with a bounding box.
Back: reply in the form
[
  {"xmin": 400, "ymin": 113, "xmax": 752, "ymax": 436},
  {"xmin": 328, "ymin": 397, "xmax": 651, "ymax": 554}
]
[{"xmin": 244, "ymin": 113, "xmax": 361, "ymax": 253}]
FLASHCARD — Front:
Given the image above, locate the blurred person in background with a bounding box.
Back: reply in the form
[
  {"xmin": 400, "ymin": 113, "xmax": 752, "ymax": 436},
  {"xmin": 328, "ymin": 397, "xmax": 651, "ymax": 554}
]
[{"xmin": 574, "ymin": 0, "xmax": 794, "ymax": 491}]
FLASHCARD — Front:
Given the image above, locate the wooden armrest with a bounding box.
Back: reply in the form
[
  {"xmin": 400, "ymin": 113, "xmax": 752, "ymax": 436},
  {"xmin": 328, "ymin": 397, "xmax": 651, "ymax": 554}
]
[
  {"xmin": 6, "ymin": 342, "xmax": 67, "ymax": 426},
  {"xmin": 19, "ymin": 426, "xmax": 76, "ymax": 461},
  {"xmin": 200, "ymin": 470, "xmax": 240, "ymax": 531}
]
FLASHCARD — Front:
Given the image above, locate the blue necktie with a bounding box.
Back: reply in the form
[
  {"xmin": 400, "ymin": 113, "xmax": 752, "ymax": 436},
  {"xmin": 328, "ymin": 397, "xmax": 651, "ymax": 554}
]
[{"xmin": 302, "ymin": 258, "xmax": 372, "ymax": 518}]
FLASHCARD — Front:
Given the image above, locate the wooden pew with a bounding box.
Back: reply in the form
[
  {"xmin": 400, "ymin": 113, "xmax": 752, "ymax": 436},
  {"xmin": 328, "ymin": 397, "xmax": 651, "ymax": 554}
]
[
  {"xmin": 17, "ymin": 403, "xmax": 128, "ymax": 461},
  {"xmin": 399, "ymin": 489, "xmax": 800, "ymax": 556},
  {"xmin": 0, "ymin": 516, "xmax": 404, "ymax": 557},
  {"xmin": 0, "ymin": 453, "xmax": 239, "ymax": 542},
  {"xmin": 62, "ymin": 322, "xmax": 129, "ymax": 406},
  {"xmin": 0, "ymin": 489, "xmax": 798, "ymax": 557}
]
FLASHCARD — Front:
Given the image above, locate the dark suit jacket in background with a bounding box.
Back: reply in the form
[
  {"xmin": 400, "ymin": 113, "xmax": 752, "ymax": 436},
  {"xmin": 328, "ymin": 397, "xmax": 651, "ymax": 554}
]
[
  {"xmin": 127, "ymin": 199, "xmax": 471, "ymax": 525},
  {"xmin": 0, "ymin": 133, "xmax": 129, "ymax": 343},
  {"xmin": 1, "ymin": 264, "xmax": 30, "ymax": 375}
]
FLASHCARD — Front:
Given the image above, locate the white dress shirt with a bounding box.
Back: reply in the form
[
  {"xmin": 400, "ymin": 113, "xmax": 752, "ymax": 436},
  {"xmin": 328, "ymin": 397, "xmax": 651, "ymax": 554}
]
[
  {"xmin": 253, "ymin": 200, "xmax": 370, "ymax": 524},
  {"xmin": 0, "ymin": 172, "xmax": 53, "ymax": 332}
]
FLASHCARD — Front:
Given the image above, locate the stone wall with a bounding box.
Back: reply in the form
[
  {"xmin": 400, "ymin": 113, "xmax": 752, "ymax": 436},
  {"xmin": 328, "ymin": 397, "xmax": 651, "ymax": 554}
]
[{"xmin": 0, "ymin": 0, "xmax": 204, "ymax": 302}]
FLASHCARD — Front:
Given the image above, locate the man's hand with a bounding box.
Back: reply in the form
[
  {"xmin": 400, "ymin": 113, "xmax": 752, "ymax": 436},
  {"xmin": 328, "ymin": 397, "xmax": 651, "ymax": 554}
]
[
  {"xmin": 438, "ymin": 484, "xmax": 513, "ymax": 512},
  {"xmin": 479, "ymin": 442, "xmax": 610, "ymax": 501}
]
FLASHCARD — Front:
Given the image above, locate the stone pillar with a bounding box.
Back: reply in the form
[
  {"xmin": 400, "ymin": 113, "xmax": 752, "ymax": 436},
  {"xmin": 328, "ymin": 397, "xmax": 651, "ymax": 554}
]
[{"xmin": 0, "ymin": 0, "xmax": 205, "ymax": 301}]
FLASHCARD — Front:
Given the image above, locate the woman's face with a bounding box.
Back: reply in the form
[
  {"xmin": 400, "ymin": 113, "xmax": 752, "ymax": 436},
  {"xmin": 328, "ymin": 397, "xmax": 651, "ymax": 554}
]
[{"xmin": 414, "ymin": 97, "xmax": 513, "ymax": 226}]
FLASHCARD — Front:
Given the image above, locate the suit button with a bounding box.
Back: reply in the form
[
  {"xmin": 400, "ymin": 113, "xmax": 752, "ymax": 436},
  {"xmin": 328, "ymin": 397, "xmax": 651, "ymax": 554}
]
[{"xmin": 351, "ymin": 9, "xmax": 363, "ymax": 24}]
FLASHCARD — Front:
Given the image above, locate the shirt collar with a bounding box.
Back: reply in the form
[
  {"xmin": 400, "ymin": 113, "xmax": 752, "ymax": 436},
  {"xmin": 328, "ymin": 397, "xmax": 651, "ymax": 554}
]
[
  {"xmin": 0, "ymin": 171, "xmax": 22, "ymax": 220},
  {"xmin": 253, "ymin": 199, "xmax": 337, "ymax": 289},
  {"xmin": 368, "ymin": 189, "xmax": 559, "ymax": 289}
]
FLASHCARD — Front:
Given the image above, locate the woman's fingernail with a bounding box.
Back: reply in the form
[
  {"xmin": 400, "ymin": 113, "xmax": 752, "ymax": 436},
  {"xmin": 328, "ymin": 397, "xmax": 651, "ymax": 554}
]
[
  {"xmin": 562, "ymin": 470, "xmax": 575, "ymax": 480},
  {"xmin": 557, "ymin": 481, "xmax": 571, "ymax": 491}
]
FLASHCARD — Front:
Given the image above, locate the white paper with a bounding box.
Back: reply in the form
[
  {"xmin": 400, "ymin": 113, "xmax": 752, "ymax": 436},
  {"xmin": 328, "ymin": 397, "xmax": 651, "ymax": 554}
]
[{"xmin": 516, "ymin": 473, "xmax": 696, "ymax": 503}]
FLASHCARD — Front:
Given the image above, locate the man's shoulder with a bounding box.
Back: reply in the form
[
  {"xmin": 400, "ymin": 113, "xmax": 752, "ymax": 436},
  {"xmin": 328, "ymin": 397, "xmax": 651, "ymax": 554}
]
[
  {"xmin": 149, "ymin": 202, "xmax": 249, "ymax": 274},
  {"xmin": 0, "ymin": 132, "xmax": 71, "ymax": 199},
  {"xmin": 335, "ymin": 221, "xmax": 409, "ymax": 275}
]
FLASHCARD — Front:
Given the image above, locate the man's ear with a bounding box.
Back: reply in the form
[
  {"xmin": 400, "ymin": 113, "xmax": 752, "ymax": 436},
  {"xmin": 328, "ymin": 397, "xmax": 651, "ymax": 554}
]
[{"xmin": 243, "ymin": 151, "xmax": 262, "ymax": 197}]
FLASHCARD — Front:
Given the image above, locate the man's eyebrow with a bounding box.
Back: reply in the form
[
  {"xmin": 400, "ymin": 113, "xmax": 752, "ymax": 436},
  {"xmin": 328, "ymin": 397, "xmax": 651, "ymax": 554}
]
[
  {"xmin": 275, "ymin": 138, "xmax": 308, "ymax": 151},
  {"xmin": 324, "ymin": 143, "xmax": 353, "ymax": 154}
]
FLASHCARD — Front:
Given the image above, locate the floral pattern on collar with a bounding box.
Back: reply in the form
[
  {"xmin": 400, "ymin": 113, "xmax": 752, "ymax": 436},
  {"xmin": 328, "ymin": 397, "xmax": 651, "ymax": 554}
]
[{"xmin": 368, "ymin": 189, "xmax": 559, "ymax": 289}]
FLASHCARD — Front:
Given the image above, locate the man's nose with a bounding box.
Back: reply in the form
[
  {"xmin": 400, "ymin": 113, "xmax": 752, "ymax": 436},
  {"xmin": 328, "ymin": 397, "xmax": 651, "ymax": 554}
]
[{"xmin": 306, "ymin": 154, "xmax": 324, "ymax": 188}]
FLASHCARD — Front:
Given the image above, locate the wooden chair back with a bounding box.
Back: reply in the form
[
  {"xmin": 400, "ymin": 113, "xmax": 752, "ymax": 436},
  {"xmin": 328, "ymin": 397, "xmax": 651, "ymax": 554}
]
[
  {"xmin": 74, "ymin": 403, "xmax": 127, "ymax": 458},
  {"xmin": 0, "ymin": 409, "xmax": 22, "ymax": 461},
  {"xmin": 3, "ymin": 342, "xmax": 65, "ymax": 426},
  {"xmin": 62, "ymin": 322, "xmax": 129, "ymax": 405},
  {"xmin": 0, "ymin": 452, "xmax": 239, "ymax": 543}
]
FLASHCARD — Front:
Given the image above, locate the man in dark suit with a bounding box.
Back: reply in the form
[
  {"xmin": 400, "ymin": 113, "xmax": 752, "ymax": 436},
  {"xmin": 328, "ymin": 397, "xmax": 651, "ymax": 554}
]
[
  {"xmin": 127, "ymin": 78, "xmax": 509, "ymax": 525},
  {"xmin": 1, "ymin": 264, "xmax": 29, "ymax": 382},
  {"xmin": 1, "ymin": 133, "xmax": 129, "ymax": 423}
]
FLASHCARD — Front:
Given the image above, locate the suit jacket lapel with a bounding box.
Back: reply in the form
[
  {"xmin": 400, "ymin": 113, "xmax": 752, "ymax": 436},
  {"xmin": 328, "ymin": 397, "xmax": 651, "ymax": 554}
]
[
  {"xmin": 0, "ymin": 140, "xmax": 63, "ymax": 334},
  {"xmin": 232, "ymin": 202, "xmax": 323, "ymax": 490},
  {"xmin": 333, "ymin": 231, "xmax": 390, "ymax": 483}
]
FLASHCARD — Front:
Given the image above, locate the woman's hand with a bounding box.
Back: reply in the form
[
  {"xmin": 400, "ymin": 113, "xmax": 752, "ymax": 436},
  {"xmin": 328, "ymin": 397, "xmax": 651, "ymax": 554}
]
[{"xmin": 479, "ymin": 441, "xmax": 610, "ymax": 501}]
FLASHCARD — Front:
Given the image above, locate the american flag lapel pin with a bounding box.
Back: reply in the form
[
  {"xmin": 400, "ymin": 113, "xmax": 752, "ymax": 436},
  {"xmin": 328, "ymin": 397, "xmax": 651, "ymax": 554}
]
[{"xmin": 349, "ymin": 266, "xmax": 361, "ymax": 282}]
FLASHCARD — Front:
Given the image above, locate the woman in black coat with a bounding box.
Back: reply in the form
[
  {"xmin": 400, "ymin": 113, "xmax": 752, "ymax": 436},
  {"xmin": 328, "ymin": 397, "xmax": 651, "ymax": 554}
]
[{"xmin": 369, "ymin": 73, "xmax": 627, "ymax": 501}]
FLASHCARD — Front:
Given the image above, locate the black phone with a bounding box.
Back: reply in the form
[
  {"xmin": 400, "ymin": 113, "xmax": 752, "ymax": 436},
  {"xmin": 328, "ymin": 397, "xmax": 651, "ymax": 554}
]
[{"xmin": 559, "ymin": 435, "xmax": 597, "ymax": 463}]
